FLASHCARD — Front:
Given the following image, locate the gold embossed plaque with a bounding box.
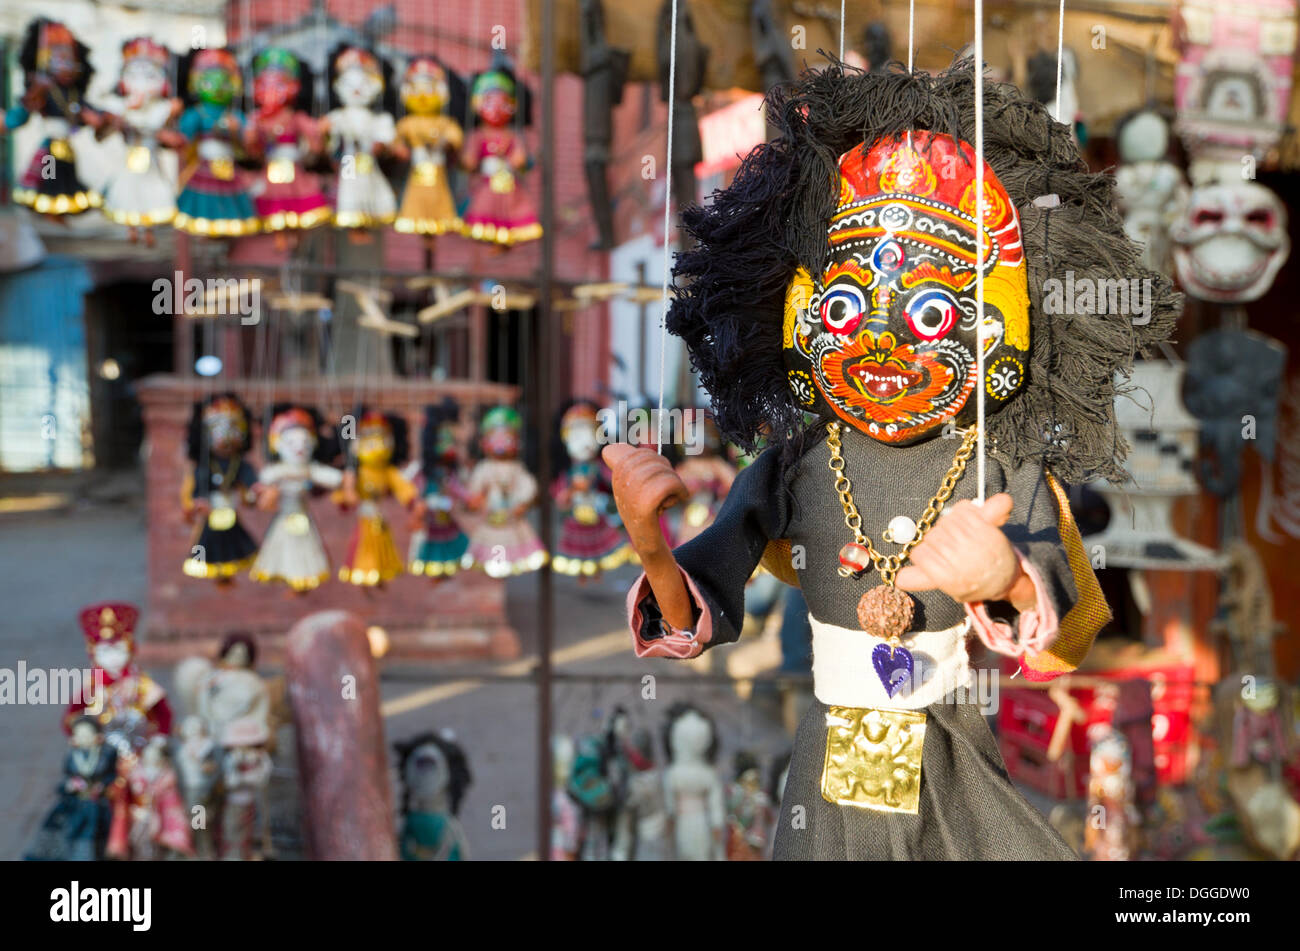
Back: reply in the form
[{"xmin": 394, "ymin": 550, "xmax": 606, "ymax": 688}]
[{"xmin": 821, "ymin": 706, "xmax": 926, "ymax": 814}]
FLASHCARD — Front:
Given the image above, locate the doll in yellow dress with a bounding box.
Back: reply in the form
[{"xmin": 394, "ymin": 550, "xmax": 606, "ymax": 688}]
[
  {"xmin": 392, "ymin": 57, "xmax": 464, "ymax": 242},
  {"xmin": 334, "ymin": 410, "xmax": 422, "ymax": 586}
]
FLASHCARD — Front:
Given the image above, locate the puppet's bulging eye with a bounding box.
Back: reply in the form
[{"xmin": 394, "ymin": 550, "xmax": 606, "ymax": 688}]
[
  {"xmin": 905, "ymin": 290, "xmax": 958, "ymax": 340},
  {"xmin": 820, "ymin": 286, "xmax": 866, "ymax": 335}
]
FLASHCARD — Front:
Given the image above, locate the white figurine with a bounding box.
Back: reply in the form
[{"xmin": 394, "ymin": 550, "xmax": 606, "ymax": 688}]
[
  {"xmin": 663, "ymin": 704, "xmax": 725, "ymax": 861},
  {"xmin": 220, "ymin": 716, "xmax": 273, "ymax": 861},
  {"xmin": 320, "ymin": 46, "xmax": 397, "ymax": 232},
  {"xmin": 174, "ymin": 715, "xmax": 220, "ymax": 858},
  {"xmin": 174, "ymin": 633, "xmax": 271, "ymax": 750}
]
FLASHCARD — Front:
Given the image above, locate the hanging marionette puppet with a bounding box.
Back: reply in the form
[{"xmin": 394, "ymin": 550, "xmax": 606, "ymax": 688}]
[
  {"xmin": 333, "ymin": 409, "xmax": 421, "ymax": 586},
  {"xmin": 553, "ymin": 400, "xmax": 632, "ymax": 578},
  {"xmin": 602, "ymin": 63, "xmax": 1179, "ymax": 860},
  {"xmin": 1, "ymin": 19, "xmax": 103, "ymax": 218},
  {"xmin": 408, "ymin": 400, "xmax": 472, "ymax": 581},
  {"xmin": 671, "ymin": 409, "xmax": 737, "ymax": 546},
  {"xmin": 97, "ymin": 37, "xmax": 183, "ymax": 245},
  {"xmin": 391, "ymin": 57, "xmax": 466, "ymax": 243},
  {"xmin": 243, "ymin": 47, "xmax": 331, "ymax": 245},
  {"xmin": 460, "ymin": 66, "xmax": 543, "ymax": 247},
  {"xmin": 465, "ymin": 406, "xmax": 549, "ymax": 577},
  {"xmin": 182, "ymin": 394, "xmax": 260, "ymax": 583},
  {"xmin": 320, "ymin": 46, "xmax": 399, "ymax": 240},
  {"xmin": 24, "ymin": 716, "xmax": 118, "ymax": 861},
  {"xmin": 249, "ymin": 405, "xmax": 343, "ymax": 593},
  {"xmin": 174, "ymin": 48, "xmax": 260, "ymax": 237}
]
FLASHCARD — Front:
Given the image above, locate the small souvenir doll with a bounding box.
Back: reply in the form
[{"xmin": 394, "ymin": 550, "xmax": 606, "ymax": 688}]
[
  {"xmin": 320, "ymin": 46, "xmax": 398, "ymax": 237},
  {"xmin": 174, "ymin": 632, "xmax": 272, "ymax": 752},
  {"xmin": 465, "ymin": 406, "xmax": 548, "ymax": 577},
  {"xmin": 219, "ymin": 715, "xmax": 273, "ymax": 861},
  {"xmin": 181, "ymin": 394, "xmax": 259, "ymax": 583},
  {"xmin": 662, "ymin": 703, "xmax": 725, "ymax": 861},
  {"xmin": 408, "ymin": 400, "xmax": 471, "ymax": 580},
  {"xmin": 333, "ymin": 410, "xmax": 420, "ymax": 586},
  {"xmin": 602, "ymin": 63, "xmax": 1178, "ymax": 860},
  {"xmin": 1083, "ymin": 723, "xmax": 1138, "ymax": 861},
  {"xmin": 550, "ymin": 735, "xmax": 582, "ymax": 861},
  {"xmin": 610, "ymin": 728, "xmax": 669, "ymax": 862},
  {"xmin": 671, "ymin": 409, "xmax": 737, "ymax": 546},
  {"xmin": 173, "ymin": 48, "xmax": 259, "ymax": 236},
  {"xmin": 114, "ymin": 736, "xmax": 194, "ymax": 861},
  {"xmin": 552, "ymin": 400, "xmax": 631, "ymax": 577},
  {"xmin": 63, "ymin": 602, "xmax": 172, "ymax": 761},
  {"xmin": 394, "ymin": 731, "xmax": 472, "ymax": 861},
  {"xmin": 725, "ymin": 751, "xmax": 775, "ymax": 861},
  {"xmin": 99, "ymin": 37, "xmax": 182, "ymax": 244},
  {"xmin": 250, "ymin": 405, "xmax": 343, "ymax": 592},
  {"xmin": 392, "ymin": 57, "xmax": 466, "ymax": 241},
  {"xmin": 460, "ymin": 66, "xmax": 542, "ymax": 246},
  {"xmin": 566, "ymin": 734, "xmax": 617, "ymax": 861},
  {"xmin": 174, "ymin": 715, "xmax": 220, "ymax": 859},
  {"xmin": 244, "ymin": 47, "xmax": 330, "ymax": 243},
  {"xmin": 24, "ymin": 716, "xmax": 118, "ymax": 861},
  {"xmin": 1, "ymin": 19, "xmax": 103, "ymax": 217}
]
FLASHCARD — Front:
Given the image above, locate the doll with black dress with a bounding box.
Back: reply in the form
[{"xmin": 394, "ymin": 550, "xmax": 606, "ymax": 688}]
[
  {"xmin": 182, "ymin": 394, "xmax": 260, "ymax": 583},
  {"xmin": 603, "ymin": 62, "xmax": 1178, "ymax": 860}
]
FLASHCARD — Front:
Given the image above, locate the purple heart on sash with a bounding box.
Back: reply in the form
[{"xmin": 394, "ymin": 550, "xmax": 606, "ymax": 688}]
[{"xmin": 872, "ymin": 643, "xmax": 914, "ymax": 698}]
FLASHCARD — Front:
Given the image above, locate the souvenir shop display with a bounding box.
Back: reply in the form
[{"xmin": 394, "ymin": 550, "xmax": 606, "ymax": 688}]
[
  {"xmin": 174, "ymin": 715, "xmax": 220, "ymax": 859},
  {"xmin": 610, "ymin": 729, "xmax": 668, "ymax": 861},
  {"xmin": 244, "ymin": 47, "xmax": 331, "ymax": 239},
  {"xmin": 1, "ymin": 19, "xmax": 102, "ymax": 217},
  {"xmin": 24, "ymin": 717, "xmax": 118, "ymax": 862},
  {"xmin": 98, "ymin": 37, "xmax": 181, "ymax": 243},
  {"xmin": 465, "ymin": 406, "xmax": 548, "ymax": 577},
  {"xmin": 460, "ymin": 66, "xmax": 543, "ymax": 246},
  {"xmin": 605, "ymin": 63, "xmax": 1177, "ymax": 860},
  {"xmin": 550, "ymin": 735, "xmax": 582, "ymax": 861},
  {"xmin": 174, "ymin": 48, "xmax": 260, "ymax": 237},
  {"xmin": 219, "ymin": 715, "xmax": 273, "ymax": 861},
  {"xmin": 579, "ymin": 0, "xmax": 630, "ymax": 249},
  {"xmin": 334, "ymin": 410, "xmax": 420, "ymax": 586},
  {"xmin": 174, "ymin": 633, "xmax": 272, "ymax": 752},
  {"xmin": 725, "ymin": 751, "xmax": 775, "ymax": 860},
  {"xmin": 320, "ymin": 46, "xmax": 398, "ymax": 234},
  {"xmin": 1170, "ymin": 180, "xmax": 1290, "ymax": 303},
  {"xmin": 394, "ymin": 731, "xmax": 472, "ymax": 861},
  {"xmin": 552, "ymin": 400, "xmax": 631, "ymax": 577},
  {"xmin": 112, "ymin": 736, "xmax": 194, "ymax": 860},
  {"xmin": 250, "ymin": 405, "xmax": 343, "ymax": 592},
  {"xmin": 182, "ymin": 394, "xmax": 260, "ymax": 582},
  {"xmin": 671, "ymin": 411, "xmax": 736, "ymax": 546},
  {"xmin": 65, "ymin": 602, "xmax": 172, "ymax": 760},
  {"xmin": 391, "ymin": 57, "xmax": 465, "ymax": 239},
  {"xmin": 662, "ymin": 703, "xmax": 725, "ymax": 861},
  {"xmin": 408, "ymin": 401, "xmax": 471, "ymax": 580},
  {"xmin": 1113, "ymin": 108, "xmax": 1188, "ymax": 275}
]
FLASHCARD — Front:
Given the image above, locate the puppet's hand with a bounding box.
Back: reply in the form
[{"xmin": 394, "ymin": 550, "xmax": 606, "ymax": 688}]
[
  {"xmin": 602, "ymin": 443, "xmax": 687, "ymax": 559},
  {"xmin": 894, "ymin": 494, "xmax": 1034, "ymax": 610},
  {"xmin": 256, "ymin": 485, "xmax": 280, "ymax": 512}
]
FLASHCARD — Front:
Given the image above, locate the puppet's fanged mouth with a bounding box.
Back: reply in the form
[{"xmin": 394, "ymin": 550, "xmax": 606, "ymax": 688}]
[{"xmin": 847, "ymin": 363, "xmax": 923, "ymax": 401}]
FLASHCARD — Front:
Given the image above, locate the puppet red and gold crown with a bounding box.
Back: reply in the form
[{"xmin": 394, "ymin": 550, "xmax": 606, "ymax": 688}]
[
  {"xmin": 358, "ymin": 410, "xmax": 393, "ymax": 437},
  {"xmin": 78, "ymin": 602, "xmax": 139, "ymax": 648},
  {"xmin": 335, "ymin": 47, "xmax": 381, "ymax": 78},
  {"xmin": 122, "ymin": 37, "xmax": 169, "ymax": 70},
  {"xmin": 192, "ymin": 48, "xmax": 239, "ymax": 76},
  {"xmin": 38, "ymin": 20, "xmax": 76, "ymax": 52},
  {"xmin": 404, "ymin": 57, "xmax": 446, "ymax": 83},
  {"xmin": 203, "ymin": 395, "xmax": 248, "ymax": 429},
  {"xmin": 560, "ymin": 403, "xmax": 599, "ymax": 432},
  {"xmin": 830, "ymin": 131, "xmax": 1023, "ymax": 273},
  {"xmin": 269, "ymin": 407, "xmax": 316, "ymax": 448}
]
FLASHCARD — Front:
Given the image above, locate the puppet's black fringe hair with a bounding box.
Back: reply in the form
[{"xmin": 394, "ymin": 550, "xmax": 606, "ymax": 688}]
[{"xmin": 669, "ymin": 58, "xmax": 1179, "ymax": 485}]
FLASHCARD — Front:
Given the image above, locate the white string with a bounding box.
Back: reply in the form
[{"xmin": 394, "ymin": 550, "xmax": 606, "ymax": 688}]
[
  {"xmin": 1054, "ymin": 0, "xmax": 1065, "ymax": 123},
  {"xmin": 907, "ymin": 0, "xmax": 915, "ymax": 73},
  {"xmin": 974, "ymin": 0, "xmax": 986, "ymax": 503},
  {"xmin": 839, "ymin": 0, "xmax": 846, "ymax": 60},
  {"xmin": 655, "ymin": 0, "xmax": 678, "ymax": 454}
]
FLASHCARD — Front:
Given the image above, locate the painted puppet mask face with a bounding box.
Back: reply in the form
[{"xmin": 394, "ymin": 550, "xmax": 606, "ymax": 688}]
[
  {"xmin": 122, "ymin": 61, "xmax": 166, "ymax": 105},
  {"xmin": 335, "ymin": 63, "xmax": 382, "ymax": 108},
  {"xmin": 204, "ymin": 402, "xmax": 248, "ymax": 457},
  {"xmin": 1170, "ymin": 181, "xmax": 1289, "ymax": 303},
  {"xmin": 562, "ymin": 419, "xmax": 599, "ymax": 463},
  {"xmin": 356, "ymin": 421, "xmax": 394, "ymax": 466},
  {"xmin": 193, "ymin": 67, "xmax": 237, "ymax": 107},
  {"xmin": 276, "ymin": 425, "xmax": 315, "ymax": 465},
  {"xmin": 71, "ymin": 721, "xmax": 99, "ymax": 749},
  {"xmin": 783, "ymin": 132, "xmax": 1030, "ymax": 445},
  {"xmin": 482, "ymin": 425, "xmax": 519, "ymax": 460},
  {"xmin": 477, "ymin": 88, "xmax": 515, "ymax": 128},
  {"xmin": 93, "ymin": 641, "xmax": 131, "ymax": 678},
  {"xmin": 402, "ymin": 64, "xmax": 448, "ymax": 117},
  {"xmin": 254, "ymin": 68, "xmax": 299, "ymax": 113}
]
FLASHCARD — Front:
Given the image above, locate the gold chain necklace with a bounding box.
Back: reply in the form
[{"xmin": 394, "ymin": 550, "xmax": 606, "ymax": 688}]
[{"xmin": 824, "ymin": 421, "xmax": 976, "ymax": 696}]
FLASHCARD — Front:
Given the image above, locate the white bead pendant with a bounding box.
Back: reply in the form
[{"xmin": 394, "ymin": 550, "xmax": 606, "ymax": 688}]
[{"xmin": 883, "ymin": 515, "xmax": 918, "ymax": 545}]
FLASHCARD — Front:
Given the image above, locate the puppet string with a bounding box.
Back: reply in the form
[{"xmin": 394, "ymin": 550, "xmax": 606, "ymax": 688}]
[
  {"xmin": 1055, "ymin": 0, "xmax": 1065, "ymax": 123},
  {"xmin": 908, "ymin": 0, "xmax": 915, "ymax": 73},
  {"xmin": 974, "ymin": 0, "xmax": 986, "ymax": 503},
  {"xmin": 840, "ymin": 0, "xmax": 846, "ymax": 60},
  {"xmin": 656, "ymin": 0, "xmax": 679, "ymax": 454}
]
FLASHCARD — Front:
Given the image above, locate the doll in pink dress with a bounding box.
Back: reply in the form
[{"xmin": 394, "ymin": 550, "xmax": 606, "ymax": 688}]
[
  {"xmin": 459, "ymin": 67, "xmax": 541, "ymax": 247},
  {"xmin": 115, "ymin": 737, "xmax": 194, "ymax": 860}
]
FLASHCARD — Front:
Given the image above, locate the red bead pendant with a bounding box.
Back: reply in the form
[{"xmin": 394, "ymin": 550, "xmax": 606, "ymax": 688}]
[{"xmin": 838, "ymin": 542, "xmax": 871, "ymax": 574}]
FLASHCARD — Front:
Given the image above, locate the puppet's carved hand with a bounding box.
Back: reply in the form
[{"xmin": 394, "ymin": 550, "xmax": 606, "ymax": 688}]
[
  {"xmin": 894, "ymin": 494, "xmax": 1034, "ymax": 610},
  {"xmin": 602, "ymin": 443, "xmax": 687, "ymax": 559}
]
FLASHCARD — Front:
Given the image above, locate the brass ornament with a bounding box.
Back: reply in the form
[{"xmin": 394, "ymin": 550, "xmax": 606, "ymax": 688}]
[{"xmin": 821, "ymin": 706, "xmax": 927, "ymax": 814}]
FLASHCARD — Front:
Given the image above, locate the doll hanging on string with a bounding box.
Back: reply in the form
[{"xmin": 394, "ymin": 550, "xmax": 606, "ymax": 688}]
[
  {"xmin": 244, "ymin": 47, "xmax": 331, "ymax": 246},
  {"xmin": 1, "ymin": 19, "xmax": 104, "ymax": 218},
  {"xmin": 460, "ymin": 65, "xmax": 542, "ymax": 247},
  {"xmin": 320, "ymin": 46, "xmax": 398, "ymax": 240},
  {"xmin": 602, "ymin": 62, "xmax": 1179, "ymax": 860},
  {"xmin": 333, "ymin": 409, "xmax": 421, "ymax": 586},
  {"xmin": 671, "ymin": 409, "xmax": 737, "ymax": 546},
  {"xmin": 465, "ymin": 406, "xmax": 548, "ymax": 577},
  {"xmin": 391, "ymin": 57, "xmax": 465, "ymax": 244},
  {"xmin": 407, "ymin": 400, "xmax": 472, "ymax": 581},
  {"xmin": 98, "ymin": 37, "xmax": 183, "ymax": 245},
  {"xmin": 182, "ymin": 394, "xmax": 260, "ymax": 583},
  {"xmin": 249, "ymin": 405, "xmax": 343, "ymax": 593},
  {"xmin": 552, "ymin": 399, "xmax": 632, "ymax": 578},
  {"xmin": 174, "ymin": 48, "xmax": 260, "ymax": 237}
]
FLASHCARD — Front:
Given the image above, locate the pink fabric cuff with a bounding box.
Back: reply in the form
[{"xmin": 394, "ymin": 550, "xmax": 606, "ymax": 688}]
[
  {"xmin": 963, "ymin": 549, "xmax": 1058, "ymax": 660},
  {"xmin": 625, "ymin": 568, "xmax": 713, "ymax": 660}
]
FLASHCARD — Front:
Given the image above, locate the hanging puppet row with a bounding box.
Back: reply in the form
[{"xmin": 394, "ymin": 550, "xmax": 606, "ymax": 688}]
[{"xmin": 0, "ymin": 18, "xmax": 542, "ymax": 248}]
